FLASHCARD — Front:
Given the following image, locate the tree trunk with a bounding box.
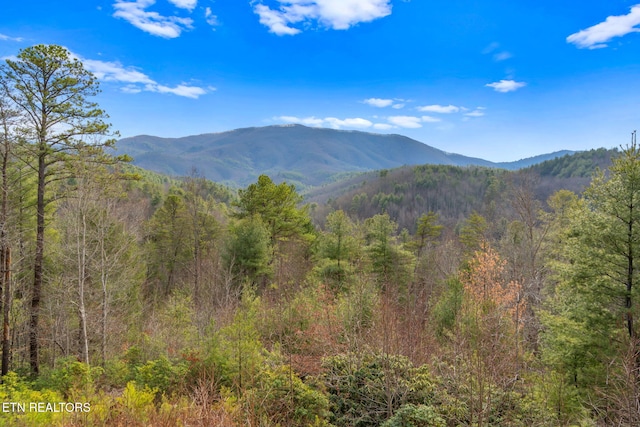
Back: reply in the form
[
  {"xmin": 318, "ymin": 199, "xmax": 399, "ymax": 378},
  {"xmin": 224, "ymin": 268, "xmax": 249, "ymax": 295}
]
[
  {"xmin": 101, "ymin": 237, "xmax": 108, "ymax": 366},
  {"xmin": 30, "ymin": 152, "xmax": 46, "ymax": 376},
  {"xmin": 77, "ymin": 209, "xmax": 89, "ymax": 366},
  {"xmin": 1, "ymin": 100, "xmax": 13, "ymax": 377},
  {"xmin": 2, "ymin": 246, "xmax": 10, "ymax": 376}
]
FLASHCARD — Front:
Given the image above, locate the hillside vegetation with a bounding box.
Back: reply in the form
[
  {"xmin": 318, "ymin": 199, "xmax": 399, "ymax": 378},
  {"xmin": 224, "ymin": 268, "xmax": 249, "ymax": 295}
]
[
  {"xmin": 2, "ymin": 45, "xmax": 638, "ymax": 427},
  {"xmin": 307, "ymin": 148, "xmax": 615, "ymax": 232}
]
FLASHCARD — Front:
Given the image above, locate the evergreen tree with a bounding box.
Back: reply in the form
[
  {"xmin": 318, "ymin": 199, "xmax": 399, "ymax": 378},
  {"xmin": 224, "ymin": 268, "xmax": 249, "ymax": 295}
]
[
  {"xmin": 234, "ymin": 174, "xmax": 312, "ymax": 245},
  {"xmin": 364, "ymin": 214, "xmax": 413, "ymax": 291},
  {"xmin": 146, "ymin": 190, "xmax": 191, "ymax": 296},
  {"xmin": 225, "ymin": 215, "xmax": 272, "ymax": 286},
  {"xmin": 542, "ymin": 141, "xmax": 640, "ymax": 423},
  {"xmin": 1, "ymin": 44, "xmax": 122, "ymax": 375},
  {"xmin": 316, "ymin": 210, "xmax": 359, "ymax": 290}
]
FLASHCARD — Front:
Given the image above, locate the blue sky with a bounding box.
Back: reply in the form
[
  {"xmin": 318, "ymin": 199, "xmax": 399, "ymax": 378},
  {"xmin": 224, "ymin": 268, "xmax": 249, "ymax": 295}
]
[{"xmin": 2, "ymin": 1, "xmax": 640, "ymax": 161}]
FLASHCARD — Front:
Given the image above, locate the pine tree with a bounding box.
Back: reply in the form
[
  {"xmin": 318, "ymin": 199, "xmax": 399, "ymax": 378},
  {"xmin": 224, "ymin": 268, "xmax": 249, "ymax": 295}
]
[
  {"xmin": 1, "ymin": 44, "xmax": 122, "ymax": 374},
  {"xmin": 542, "ymin": 139, "xmax": 640, "ymax": 422}
]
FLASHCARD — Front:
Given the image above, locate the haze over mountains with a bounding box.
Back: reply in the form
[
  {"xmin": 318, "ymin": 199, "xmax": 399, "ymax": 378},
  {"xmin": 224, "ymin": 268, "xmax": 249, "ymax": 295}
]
[{"xmin": 116, "ymin": 124, "xmax": 573, "ymax": 187}]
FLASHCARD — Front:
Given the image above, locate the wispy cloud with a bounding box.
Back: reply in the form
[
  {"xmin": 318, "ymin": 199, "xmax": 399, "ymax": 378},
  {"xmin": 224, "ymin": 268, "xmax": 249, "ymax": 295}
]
[
  {"xmin": 417, "ymin": 104, "xmax": 460, "ymax": 114},
  {"xmin": 567, "ymin": 5, "xmax": 640, "ymax": 49},
  {"xmin": 387, "ymin": 115, "xmax": 441, "ymax": 128},
  {"xmin": 493, "ymin": 51, "xmax": 512, "ymax": 61},
  {"xmin": 167, "ymin": 0, "xmax": 197, "ymax": 11},
  {"xmin": 388, "ymin": 116, "xmax": 422, "ymax": 128},
  {"xmin": 325, "ymin": 117, "xmax": 373, "ymax": 128},
  {"xmin": 465, "ymin": 108, "xmax": 485, "ymax": 118},
  {"xmin": 362, "ymin": 97, "xmax": 405, "ymax": 109},
  {"xmin": 121, "ymin": 85, "xmax": 143, "ymax": 94},
  {"xmin": 363, "ymin": 98, "xmax": 394, "ymax": 108},
  {"xmin": 152, "ymin": 83, "xmax": 208, "ymax": 98},
  {"xmin": 113, "ymin": 0, "xmax": 194, "ymax": 38},
  {"xmin": 205, "ymin": 7, "xmax": 219, "ymax": 27},
  {"xmin": 482, "ymin": 42, "xmax": 512, "ymax": 62},
  {"xmin": 253, "ymin": 0, "xmax": 392, "ymax": 36},
  {"xmin": 278, "ymin": 102, "xmax": 478, "ymax": 132},
  {"xmin": 278, "ymin": 115, "xmax": 374, "ymax": 129},
  {"xmin": 421, "ymin": 115, "xmax": 441, "ymax": 123},
  {"xmin": 0, "ymin": 33, "xmax": 23, "ymax": 42},
  {"xmin": 254, "ymin": 5, "xmax": 301, "ymax": 35},
  {"xmin": 82, "ymin": 58, "xmax": 155, "ymax": 84},
  {"xmin": 485, "ymin": 79, "xmax": 526, "ymax": 93},
  {"xmin": 373, "ymin": 123, "xmax": 393, "ymax": 130},
  {"xmin": 81, "ymin": 56, "xmax": 210, "ymax": 98},
  {"xmin": 279, "ymin": 116, "xmax": 324, "ymax": 126}
]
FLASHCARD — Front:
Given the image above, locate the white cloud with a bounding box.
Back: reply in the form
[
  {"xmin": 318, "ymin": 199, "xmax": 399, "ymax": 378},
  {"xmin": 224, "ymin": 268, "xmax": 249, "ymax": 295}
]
[
  {"xmin": 482, "ymin": 42, "xmax": 500, "ymax": 54},
  {"xmin": 388, "ymin": 116, "xmax": 423, "ymax": 128},
  {"xmin": 150, "ymin": 83, "xmax": 208, "ymax": 98},
  {"xmin": 363, "ymin": 97, "xmax": 405, "ymax": 109},
  {"xmin": 485, "ymin": 79, "xmax": 526, "ymax": 93},
  {"xmin": 121, "ymin": 85, "xmax": 143, "ymax": 94},
  {"xmin": 253, "ymin": 0, "xmax": 392, "ymax": 35},
  {"xmin": 465, "ymin": 109, "xmax": 485, "ymax": 117},
  {"xmin": 279, "ymin": 112, "xmax": 448, "ymax": 131},
  {"xmin": 113, "ymin": 0, "xmax": 194, "ymax": 38},
  {"xmin": 205, "ymin": 7, "xmax": 219, "ymax": 27},
  {"xmin": 363, "ymin": 98, "xmax": 394, "ymax": 108},
  {"xmin": 167, "ymin": 0, "xmax": 197, "ymax": 11},
  {"xmin": 482, "ymin": 42, "xmax": 512, "ymax": 61},
  {"xmin": 493, "ymin": 51, "xmax": 512, "ymax": 61},
  {"xmin": 386, "ymin": 115, "xmax": 446, "ymax": 128},
  {"xmin": 280, "ymin": 116, "xmax": 325, "ymax": 126},
  {"xmin": 567, "ymin": 5, "xmax": 640, "ymax": 49},
  {"xmin": 82, "ymin": 58, "xmax": 156, "ymax": 84},
  {"xmin": 373, "ymin": 123, "xmax": 393, "ymax": 130},
  {"xmin": 254, "ymin": 5, "xmax": 302, "ymax": 35},
  {"xmin": 81, "ymin": 56, "xmax": 209, "ymax": 98},
  {"xmin": 0, "ymin": 33, "xmax": 23, "ymax": 42},
  {"xmin": 325, "ymin": 117, "xmax": 373, "ymax": 128},
  {"xmin": 417, "ymin": 104, "xmax": 460, "ymax": 114},
  {"xmin": 278, "ymin": 115, "xmax": 373, "ymax": 129}
]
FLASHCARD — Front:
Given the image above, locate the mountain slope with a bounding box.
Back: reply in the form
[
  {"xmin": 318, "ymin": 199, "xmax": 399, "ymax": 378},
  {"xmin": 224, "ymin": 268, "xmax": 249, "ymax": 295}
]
[
  {"xmin": 307, "ymin": 149, "xmax": 616, "ymax": 232},
  {"xmin": 115, "ymin": 124, "xmax": 572, "ymax": 187}
]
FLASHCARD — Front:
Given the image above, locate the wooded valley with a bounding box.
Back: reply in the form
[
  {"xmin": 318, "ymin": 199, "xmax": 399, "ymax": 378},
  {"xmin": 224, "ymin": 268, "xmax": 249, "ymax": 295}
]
[{"xmin": 1, "ymin": 44, "xmax": 639, "ymax": 427}]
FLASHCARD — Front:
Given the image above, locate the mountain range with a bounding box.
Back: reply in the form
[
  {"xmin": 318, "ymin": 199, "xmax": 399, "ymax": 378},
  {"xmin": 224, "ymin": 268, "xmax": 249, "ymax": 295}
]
[{"xmin": 115, "ymin": 124, "xmax": 573, "ymax": 188}]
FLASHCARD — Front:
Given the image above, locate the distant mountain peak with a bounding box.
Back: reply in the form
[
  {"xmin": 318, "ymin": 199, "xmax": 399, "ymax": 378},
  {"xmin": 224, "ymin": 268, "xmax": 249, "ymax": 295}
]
[{"xmin": 115, "ymin": 125, "xmax": 572, "ymax": 188}]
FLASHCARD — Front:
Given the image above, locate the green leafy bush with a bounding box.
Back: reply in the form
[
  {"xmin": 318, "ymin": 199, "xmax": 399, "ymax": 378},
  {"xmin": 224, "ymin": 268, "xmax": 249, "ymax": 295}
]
[
  {"xmin": 381, "ymin": 404, "xmax": 446, "ymax": 427},
  {"xmin": 36, "ymin": 358, "xmax": 103, "ymax": 398},
  {"xmin": 0, "ymin": 372, "xmax": 64, "ymax": 426},
  {"xmin": 134, "ymin": 356, "xmax": 188, "ymax": 397},
  {"xmin": 227, "ymin": 362, "xmax": 330, "ymax": 426},
  {"xmin": 321, "ymin": 351, "xmax": 437, "ymax": 427}
]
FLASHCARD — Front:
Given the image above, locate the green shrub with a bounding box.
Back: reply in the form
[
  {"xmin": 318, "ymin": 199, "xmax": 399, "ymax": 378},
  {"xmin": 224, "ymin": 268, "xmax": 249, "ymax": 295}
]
[
  {"xmin": 116, "ymin": 381, "xmax": 156, "ymax": 424},
  {"xmin": 36, "ymin": 358, "xmax": 103, "ymax": 398},
  {"xmin": 103, "ymin": 358, "xmax": 130, "ymax": 388},
  {"xmin": 0, "ymin": 372, "xmax": 65, "ymax": 426},
  {"xmin": 321, "ymin": 352, "xmax": 437, "ymax": 427},
  {"xmin": 134, "ymin": 356, "xmax": 188, "ymax": 397},
  {"xmin": 228, "ymin": 363, "xmax": 331, "ymax": 426},
  {"xmin": 381, "ymin": 404, "xmax": 446, "ymax": 427}
]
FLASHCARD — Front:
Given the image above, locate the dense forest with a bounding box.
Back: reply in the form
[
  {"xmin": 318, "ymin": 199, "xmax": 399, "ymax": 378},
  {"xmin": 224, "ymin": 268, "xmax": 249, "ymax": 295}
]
[{"xmin": 1, "ymin": 44, "xmax": 639, "ymax": 427}]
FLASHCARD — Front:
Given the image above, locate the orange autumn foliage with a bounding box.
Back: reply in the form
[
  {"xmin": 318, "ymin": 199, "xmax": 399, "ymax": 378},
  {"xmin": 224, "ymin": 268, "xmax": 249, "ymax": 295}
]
[{"xmin": 461, "ymin": 246, "xmax": 525, "ymax": 320}]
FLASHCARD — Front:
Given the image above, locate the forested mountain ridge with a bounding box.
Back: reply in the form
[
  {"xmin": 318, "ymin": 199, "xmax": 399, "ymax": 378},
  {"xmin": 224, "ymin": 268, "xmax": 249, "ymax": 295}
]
[
  {"xmin": 528, "ymin": 146, "xmax": 614, "ymax": 178},
  {"xmin": 306, "ymin": 148, "xmax": 616, "ymax": 231},
  {"xmin": 115, "ymin": 124, "xmax": 574, "ymax": 188}
]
